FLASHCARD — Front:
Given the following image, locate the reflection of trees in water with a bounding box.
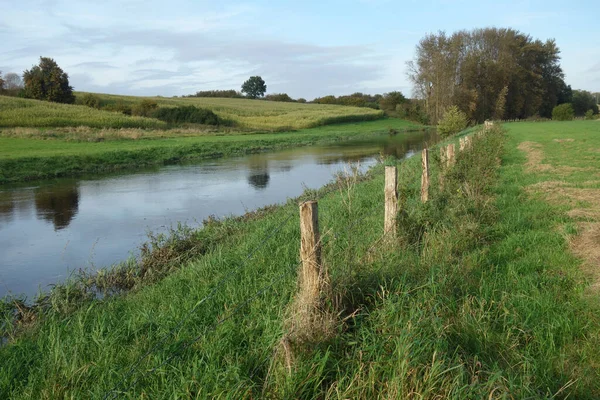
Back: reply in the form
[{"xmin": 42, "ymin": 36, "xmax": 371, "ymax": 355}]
[
  {"xmin": 317, "ymin": 154, "xmax": 372, "ymax": 166},
  {"xmin": 35, "ymin": 183, "xmax": 80, "ymax": 230},
  {"xmin": 0, "ymin": 191, "xmax": 16, "ymax": 225},
  {"xmin": 247, "ymin": 156, "xmax": 270, "ymax": 190}
]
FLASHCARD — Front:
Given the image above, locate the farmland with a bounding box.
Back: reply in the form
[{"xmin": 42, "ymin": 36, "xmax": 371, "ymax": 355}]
[
  {"xmin": 0, "ymin": 94, "xmax": 384, "ymax": 131},
  {"xmin": 2, "ymin": 121, "xmax": 600, "ymax": 398}
]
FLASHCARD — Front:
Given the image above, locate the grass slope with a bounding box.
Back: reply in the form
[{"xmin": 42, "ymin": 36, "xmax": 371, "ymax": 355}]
[
  {"xmin": 2, "ymin": 121, "xmax": 599, "ymax": 398},
  {"xmin": 0, "ymin": 94, "xmax": 384, "ymax": 131},
  {"xmin": 0, "ymin": 119, "xmax": 423, "ymax": 183}
]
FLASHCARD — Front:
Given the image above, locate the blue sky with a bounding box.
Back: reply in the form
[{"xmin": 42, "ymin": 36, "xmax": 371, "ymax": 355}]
[{"xmin": 1, "ymin": 0, "xmax": 598, "ymax": 99}]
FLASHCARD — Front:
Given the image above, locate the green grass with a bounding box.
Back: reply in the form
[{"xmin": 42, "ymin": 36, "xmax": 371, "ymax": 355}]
[
  {"xmin": 0, "ymin": 93, "xmax": 384, "ymax": 131},
  {"xmin": 2, "ymin": 121, "xmax": 600, "ymax": 398},
  {"xmin": 0, "ymin": 118, "xmax": 424, "ymax": 183}
]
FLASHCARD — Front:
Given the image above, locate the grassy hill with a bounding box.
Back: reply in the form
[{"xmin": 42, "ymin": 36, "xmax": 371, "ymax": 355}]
[{"xmin": 0, "ymin": 94, "xmax": 384, "ymax": 131}]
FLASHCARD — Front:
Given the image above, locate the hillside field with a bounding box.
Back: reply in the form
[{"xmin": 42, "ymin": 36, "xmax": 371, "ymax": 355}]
[{"xmin": 0, "ymin": 94, "xmax": 384, "ymax": 131}]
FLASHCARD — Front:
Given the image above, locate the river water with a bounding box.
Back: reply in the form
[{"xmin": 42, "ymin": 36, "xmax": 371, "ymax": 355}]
[{"xmin": 0, "ymin": 130, "xmax": 437, "ymax": 299}]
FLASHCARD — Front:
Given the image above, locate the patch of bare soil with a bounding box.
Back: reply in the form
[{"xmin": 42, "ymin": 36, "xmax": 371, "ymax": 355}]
[
  {"xmin": 570, "ymin": 223, "xmax": 600, "ymax": 292},
  {"xmin": 553, "ymin": 138, "xmax": 575, "ymax": 143}
]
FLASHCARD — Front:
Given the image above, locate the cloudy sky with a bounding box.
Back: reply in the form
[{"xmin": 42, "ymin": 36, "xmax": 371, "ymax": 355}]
[{"xmin": 1, "ymin": 0, "xmax": 598, "ymax": 99}]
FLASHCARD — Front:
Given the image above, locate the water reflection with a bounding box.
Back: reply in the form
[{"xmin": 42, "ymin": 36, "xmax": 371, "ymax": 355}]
[
  {"xmin": 34, "ymin": 183, "xmax": 80, "ymax": 231},
  {"xmin": 247, "ymin": 155, "xmax": 270, "ymax": 190}
]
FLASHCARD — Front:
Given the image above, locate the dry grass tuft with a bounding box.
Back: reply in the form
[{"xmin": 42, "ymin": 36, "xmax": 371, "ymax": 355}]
[
  {"xmin": 569, "ymin": 223, "xmax": 600, "ymax": 292},
  {"xmin": 553, "ymin": 138, "xmax": 575, "ymax": 143},
  {"xmin": 518, "ymin": 141, "xmax": 594, "ymax": 174}
]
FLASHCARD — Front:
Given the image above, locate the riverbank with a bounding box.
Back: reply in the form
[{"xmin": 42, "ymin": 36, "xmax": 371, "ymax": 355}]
[
  {"xmin": 0, "ymin": 118, "xmax": 423, "ymax": 183},
  {"xmin": 2, "ymin": 121, "xmax": 600, "ymax": 398}
]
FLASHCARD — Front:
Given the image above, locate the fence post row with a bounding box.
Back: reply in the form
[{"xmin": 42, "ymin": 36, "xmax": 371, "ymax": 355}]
[
  {"xmin": 421, "ymin": 149, "xmax": 429, "ymax": 203},
  {"xmin": 384, "ymin": 166, "xmax": 398, "ymax": 237},
  {"xmin": 446, "ymin": 143, "xmax": 455, "ymax": 168},
  {"xmin": 299, "ymin": 201, "xmax": 322, "ymax": 304},
  {"xmin": 459, "ymin": 137, "xmax": 466, "ymax": 152}
]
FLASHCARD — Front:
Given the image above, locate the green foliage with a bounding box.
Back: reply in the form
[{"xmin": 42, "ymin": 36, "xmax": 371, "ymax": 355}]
[
  {"xmin": 264, "ymin": 93, "xmax": 294, "ymax": 102},
  {"xmin": 241, "ymin": 76, "xmax": 267, "ymax": 99},
  {"xmin": 585, "ymin": 110, "xmax": 596, "ymax": 120},
  {"xmin": 437, "ymin": 105, "xmax": 468, "ymax": 137},
  {"xmin": 396, "ymin": 99, "xmax": 430, "ymax": 124},
  {"xmin": 154, "ymin": 106, "xmax": 220, "ymax": 125},
  {"xmin": 23, "ymin": 57, "xmax": 75, "ymax": 104},
  {"xmin": 313, "ymin": 93, "xmax": 381, "ymax": 109},
  {"xmin": 552, "ymin": 103, "xmax": 574, "ymax": 121},
  {"xmin": 409, "ymin": 28, "xmax": 568, "ymax": 122},
  {"xmin": 188, "ymin": 90, "xmax": 243, "ymax": 98},
  {"xmin": 572, "ymin": 90, "xmax": 599, "ymax": 116},
  {"xmin": 379, "ymin": 91, "xmax": 407, "ymax": 112},
  {"xmin": 79, "ymin": 93, "xmax": 100, "ymax": 109},
  {"xmin": 131, "ymin": 99, "xmax": 158, "ymax": 117},
  {"xmin": 297, "ymin": 98, "xmax": 307, "ymax": 103}
]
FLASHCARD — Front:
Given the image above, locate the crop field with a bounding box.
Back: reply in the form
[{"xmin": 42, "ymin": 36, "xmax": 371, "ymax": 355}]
[
  {"xmin": 0, "ymin": 96, "xmax": 167, "ymax": 129},
  {"xmin": 0, "ymin": 93, "xmax": 384, "ymax": 131}
]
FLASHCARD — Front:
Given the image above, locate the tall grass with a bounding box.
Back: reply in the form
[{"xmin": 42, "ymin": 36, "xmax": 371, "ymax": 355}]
[{"xmin": 2, "ymin": 123, "xmax": 599, "ymax": 398}]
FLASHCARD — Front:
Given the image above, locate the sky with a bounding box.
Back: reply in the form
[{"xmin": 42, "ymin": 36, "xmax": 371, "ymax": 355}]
[{"xmin": 1, "ymin": 0, "xmax": 598, "ymax": 99}]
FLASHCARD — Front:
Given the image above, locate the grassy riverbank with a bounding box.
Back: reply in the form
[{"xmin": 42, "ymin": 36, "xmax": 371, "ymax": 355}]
[
  {"xmin": 0, "ymin": 118, "xmax": 423, "ymax": 183},
  {"xmin": 2, "ymin": 121, "xmax": 600, "ymax": 398}
]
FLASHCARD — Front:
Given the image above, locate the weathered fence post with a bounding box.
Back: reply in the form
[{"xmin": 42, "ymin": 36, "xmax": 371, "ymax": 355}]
[
  {"xmin": 421, "ymin": 149, "xmax": 429, "ymax": 203},
  {"xmin": 439, "ymin": 146, "xmax": 447, "ymax": 189},
  {"xmin": 299, "ymin": 201, "xmax": 322, "ymax": 304},
  {"xmin": 465, "ymin": 135, "xmax": 472, "ymax": 149},
  {"xmin": 446, "ymin": 143, "xmax": 455, "ymax": 168},
  {"xmin": 384, "ymin": 166, "xmax": 398, "ymax": 237},
  {"xmin": 459, "ymin": 137, "xmax": 466, "ymax": 152}
]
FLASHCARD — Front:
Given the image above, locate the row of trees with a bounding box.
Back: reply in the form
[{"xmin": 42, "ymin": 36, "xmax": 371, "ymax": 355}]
[{"xmin": 408, "ymin": 28, "xmax": 575, "ymax": 123}]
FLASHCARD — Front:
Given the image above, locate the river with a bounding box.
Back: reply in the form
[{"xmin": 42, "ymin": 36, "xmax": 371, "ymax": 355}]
[{"xmin": 0, "ymin": 130, "xmax": 437, "ymax": 299}]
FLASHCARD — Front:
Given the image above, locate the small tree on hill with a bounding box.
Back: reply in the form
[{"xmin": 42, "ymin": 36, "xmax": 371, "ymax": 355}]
[
  {"xmin": 23, "ymin": 57, "xmax": 75, "ymax": 104},
  {"xmin": 241, "ymin": 76, "xmax": 266, "ymax": 99},
  {"xmin": 437, "ymin": 106, "xmax": 468, "ymax": 138}
]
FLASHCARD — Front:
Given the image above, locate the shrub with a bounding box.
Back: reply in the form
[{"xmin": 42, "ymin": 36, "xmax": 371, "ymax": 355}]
[
  {"xmin": 103, "ymin": 100, "xmax": 132, "ymax": 115},
  {"xmin": 154, "ymin": 105, "xmax": 220, "ymax": 125},
  {"xmin": 437, "ymin": 106, "xmax": 468, "ymax": 138},
  {"xmin": 297, "ymin": 98, "xmax": 307, "ymax": 103},
  {"xmin": 585, "ymin": 109, "xmax": 596, "ymax": 120},
  {"xmin": 552, "ymin": 103, "xmax": 574, "ymax": 121},
  {"xmin": 188, "ymin": 90, "xmax": 243, "ymax": 98},
  {"xmin": 264, "ymin": 93, "xmax": 294, "ymax": 102},
  {"xmin": 80, "ymin": 93, "xmax": 100, "ymax": 109},
  {"xmin": 132, "ymin": 99, "xmax": 158, "ymax": 117}
]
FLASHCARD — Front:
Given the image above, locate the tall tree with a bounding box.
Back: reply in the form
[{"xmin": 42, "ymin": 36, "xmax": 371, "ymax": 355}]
[
  {"xmin": 3, "ymin": 73, "xmax": 23, "ymax": 91},
  {"xmin": 408, "ymin": 28, "xmax": 567, "ymax": 123},
  {"xmin": 572, "ymin": 90, "xmax": 599, "ymax": 116},
  {"xmin": 241, "ymin": 76, "xmax": 267, "ymax": 99},
  {"xmin": 23, "ymin": 57, "xmax": 75, "ymax": 104}
]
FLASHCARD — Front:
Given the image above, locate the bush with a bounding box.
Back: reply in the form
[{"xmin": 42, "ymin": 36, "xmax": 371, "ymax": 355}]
[
  {"xmin": 103, "ymin": 100, "xmax": 132, "ymax": 115},
  {"xmin": 80, "ymin": 93, "xmax": 100, "ymax": 109},
  {"xmin": 188, "ymin": 90, "xmax": 242, "ymax": 98},
  {"xmin": 132, "ymin": 99, "xmax": 158, "ymax": 117},
  {"xmin": 297, "ymin": 98, "xmax": 307, "ymax": 103},
  {"xmin": 552, "ymin": 103, "xmax": 574, "ymax": 121},
  {"xmin": 264, "ymin": 93, "xmax": 294, "ymax": 102},
  {"xmin": 585, "ymin": 109, "xmax": 596, "ymax": 120},
  {"xmin": 154, "ymin": 105, "xmax": 220, "ymax": 125},
  {"xmin": 437, "ymin": 106, "xmax": 468, "ymax": 138}
]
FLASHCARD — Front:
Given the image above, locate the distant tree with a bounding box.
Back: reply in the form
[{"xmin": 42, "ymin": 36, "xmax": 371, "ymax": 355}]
[
  {"xmin": 297, "ymin": 98, "xmax": 307, "ymax": 103},
  {"xmin": 493, "ymin": 86, "xmax": 509, "ymax": 120},
  {"xmin": 552, "ymin": 103, "xmax": 574, "ymax": 121},
  {"xmin": 264, "ymin": 93, "xmax": 294, "ymax": 102},
  {"xmin": 379, "ymin": 91, "xmax": 407, "ymax": 112},
  {"xmin": 241, "ymin": 76, "xmax": 267, "ymax": 99},
  {"xmin": 23, "ymin": 57, "xmax": 75, "ymax": 104},
  {"xmin": 0, "ymin": 71, "xmax": 4, "ymax": 93},
  {"xmin": 585, "ymin": 110, "xmax": 595, "ymax": 120},
  {"xmin": 189, "ymin": 89, "xmax": 243, "ymax": 98},
  {"xmin": 437, "ymin": 105, "xmax": 468, "ymax": 138},
  {"xmin": 572, "ymin": 90, "xmax": 599, "ymax": 116},
  {"xmin": 3, "ymin": 73, "xmax": 23, "ymax": 91}
]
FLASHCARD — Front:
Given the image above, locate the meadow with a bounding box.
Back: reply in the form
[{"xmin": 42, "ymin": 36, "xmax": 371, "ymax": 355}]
[
  {"xmin": 0, "ymin": 94, "xmax": 384, "ymax": 131},
  {"xmin": 2, "ymin": 121, "xmax": 599, "ymax": 398},
  {"xmin": 0, "ymin": 118, "xmax": 423, "ymax": 183}
]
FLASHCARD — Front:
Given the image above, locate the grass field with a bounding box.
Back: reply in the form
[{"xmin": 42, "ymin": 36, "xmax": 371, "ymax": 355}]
[
  {"xmin": 2, "ymin": 121, "xmax": 600, "ymax": 398},
  {"xmin": 0, "ymin": 118, "xmax": 423, "ymax": 183},
  {"xmin": 0, "ymin": 94, "xmax": 384, "ymax": 131}
]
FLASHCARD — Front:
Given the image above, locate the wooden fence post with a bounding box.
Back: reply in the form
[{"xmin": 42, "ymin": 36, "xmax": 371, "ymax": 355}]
[
  {"xmin": 465, "ymin": 135, "xmax": 472, "ymax": 149},
  {"xmin": 299, "ymin": 201, "xmax": 322, "ymax": 304},
  {"xmin": 421, "ymin": 149, "xmax": 429, "ymax": 203},
  {"xmin": 384, "ymin": 166, "xmax": 398, "ymax": 237},
  {"xmin": 439, "ymin": 146, "xmax": 447, "ymax": 189},
  {"xmin": 459, "ymin": 137, "xmax": 466, "ymax": 152},
  {"xmin": 446, "ymin": 144, "xmax": 455, "ymax": 168}
]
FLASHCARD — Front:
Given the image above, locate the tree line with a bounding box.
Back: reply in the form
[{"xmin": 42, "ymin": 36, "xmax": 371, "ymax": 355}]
[{"xmin": 407, "ymin": 27, "xmax": 598, "ymax": 123}]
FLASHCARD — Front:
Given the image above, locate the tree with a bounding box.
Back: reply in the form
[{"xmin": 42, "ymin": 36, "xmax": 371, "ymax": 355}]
[
  {"xmin": 241, "ymin": 76, "xmax": 267, "ymax": 99},
  {"xmin": 0, "ymin": 71, "xmax": 4, "ymax": 92},
  {"xmin": 3, "ymin": 73, "xmax": 23, "ymax": 91},
  {"xmin": 23, "ymin": 57, "xmax": 75, "ymax": 104},
  {"xmin": 379, "ymin": 91, "xmax": 407, "ymax": 112},
  {"xmin": 552, "ymin": 103, "xmax": 574, "ymax": 121},
  {"xmin": 572, "ymin": 90, "xmax": 599, "ymax": 116},
  {"xmin": 437, "ymin": 106, "xmax": 468, "ymax": 137}
]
